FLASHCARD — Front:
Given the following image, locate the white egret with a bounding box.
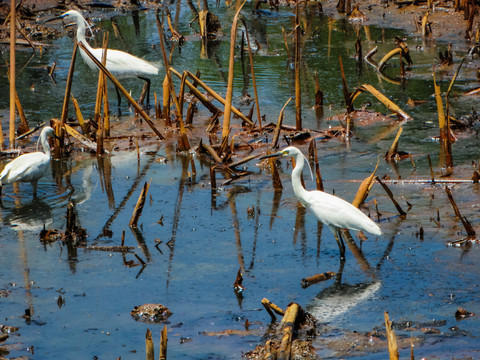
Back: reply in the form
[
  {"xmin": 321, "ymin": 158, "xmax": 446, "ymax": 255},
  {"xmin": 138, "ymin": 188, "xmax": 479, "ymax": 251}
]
[
  {"xmin": 48, "ymin": 10, "xmax": 159, "ymax": 108},
  {"xmin": 261, "ymin": 146, "xmax": 381, "ymax": 260},
  {"xmin": 0, "ymin": 126, "xmax": 59, "ymax": 197}
]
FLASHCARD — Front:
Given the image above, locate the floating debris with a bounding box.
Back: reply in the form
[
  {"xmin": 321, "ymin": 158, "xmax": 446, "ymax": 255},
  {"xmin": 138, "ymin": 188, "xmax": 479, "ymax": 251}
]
[{"xmin": 131, "ymin": 304, "xmax": 172, "ymax": 323}]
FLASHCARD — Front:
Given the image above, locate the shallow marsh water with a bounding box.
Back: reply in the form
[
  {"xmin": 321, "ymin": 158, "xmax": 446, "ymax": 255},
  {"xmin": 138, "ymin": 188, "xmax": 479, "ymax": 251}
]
[{"xmin": 1, "ymin": 2, "xmax": 480, "ymax": 359}]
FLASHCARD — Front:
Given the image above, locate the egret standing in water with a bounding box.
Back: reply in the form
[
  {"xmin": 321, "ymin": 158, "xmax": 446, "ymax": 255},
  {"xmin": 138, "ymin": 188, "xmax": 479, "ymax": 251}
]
[
  {"xmin": 48, "ymin": 10, "xmax": 159, "ymax": 108},
  {"xmin": 261, "ymin": 146, "xmax": 381, "ymax": 260},
  {"xmin": 0, "ymin": 126, "xmax": 59, "ymax": 197}
]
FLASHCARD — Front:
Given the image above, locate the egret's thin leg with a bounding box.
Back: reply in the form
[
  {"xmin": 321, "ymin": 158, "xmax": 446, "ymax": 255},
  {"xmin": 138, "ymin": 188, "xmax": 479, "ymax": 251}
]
[
  {"xmin": 334, "ymin": 229, "xmax": 346, "ymax": 260},
  {"xmin": 115, "ymin": 86, "xmax": 122, "ymax": 109},
  {"xmin": 138, "ymin": 76, "xmax": 151, "ymax": 108},
  {"xmin": 32, "ymin": 180, "xmax": 38, "ymax": 197}
]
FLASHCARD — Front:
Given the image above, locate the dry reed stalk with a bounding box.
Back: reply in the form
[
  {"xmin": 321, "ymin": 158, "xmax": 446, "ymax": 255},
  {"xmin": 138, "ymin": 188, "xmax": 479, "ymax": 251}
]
[
  {"xmin": 352, "ymin": 159, "xmax": 379, "ymax": 208},
  {"xmin": 421, "ymin": 11, "xmax": 430, "ymax": 37},
  {"xmin": 15, "ymin": 122, "xmax": 45, "ymax": 141},
  {"xmin": 300, "ymin": 271, "xmax": 336, "ymax": 288},
  {"xmin": 78, "ymin": 42, "xmax": 165, "ymax": 140},
  {"xmin": 62, "ymin": 122, "xmax": 99, "ymax": 152},
  {"xmin": 278, "ymin": 303, "xmax": 299, "ymax": 359},
  {"xmin": 427, "ymin": 154, "xmax": 435, "ymax": 183},
  {"xmin": 145, "ymin": 328, "xmax": 154, "ymax": 360},
  {"xmin": 350, "ymin": 84, "xmax": 411, "ymax": 120},
  {"xmin": 377, "ymin": 47, "xmax": 402, "ymax": 72},
  {"xmin": 5, "ymin": 64, "xmax": 28, "ymax": 134},
  {"xmin": 154, "ymin": 92, "xmax": 161, "ymax": 119},
  {"xmin": 295, "ymin": 2, "xmax": 302, "ymax": 130},
  {"xmin": 433, "ymin": 68, "xmax": 451, "ymax": 163},
  {"xmin": 8, "ymin": 0, "xmax": 15, "ymax": 149},
  {"xmin": 261, "ymin": 298, "xmax": 284, "ymax": 322},
  {"xmin": 240, "ymin": 19, "xmax": 262, "ymax": 130},
  {"xmin": 272, "ymin": 98, "xmax": 292, "ymax": 149},
  {"xmin": 339, "ymin": 56, "xmax": 353, "ymax": 113},
  {"xmin": 221, "ymin": 0, "xmax": 247, "ymax": 154},
  {"xmin": 162, "ymin": 75, "xmax": 171, "ymax": 125},
  {"xmin": 129, "ymin": 181, "xmax": 151, "ymax": 227},
  {"xmin": 61, "ymin": 43, "xmax": 78, "ymax": 125},
  {"xmin": 71, "ymin": 95, "xmax": 88, "ymax": 134},
  {"xmin": 445, "ymin": 186, "xmax": 476, "ymax": 237},
  {"xmin": 94, "ymin": 33, "xmax": 108, "ymax": 125},
  {"xmin": 384, "ymin": 311, "xmax": 400, "ymax": 360},
  {"xmin": 169, "ymin": 68, "xmax": 219, "ymax": 115},
  {"xmin": 385, "ymin": 127, "xmax": 403, "ymax": 159},
  {"xmin": 156, "ymin": 12, "xmax": 181, "ymax": 120},
  {"xmin": 210, "ymin": 166, "xmax": 217, "ymax": 190},
  {"xmin": 308, "ymin": 140, "xmax": 323, "ymax": 191},
  {"xmin": 160, "ymin": 325, "xmax": 168, "ymax": 360},
  {"xmin": 375, "ymin": 176, "xmax": 406, "ymax": 216},
  {"xmin": 176, "ymin": 72, "xmax": 191, "ymax": 151}
]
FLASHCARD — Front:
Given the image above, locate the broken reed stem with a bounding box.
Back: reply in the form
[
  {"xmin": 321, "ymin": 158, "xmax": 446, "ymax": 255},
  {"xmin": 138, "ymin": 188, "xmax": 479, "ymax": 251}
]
[
  {"xmin": 221, "ymin": 0, "xmax": 247, "ymax": 153},
  {"xmin": 294, "ymin": 1, "xmax": 302, "ymax": 131},
  {"xmin": 445, "ymin": 186, "xmax": 476, "ymax": 237},
  {"xmin": 129, "ymin": 181, "xmax": 151, "ymax": 228},
  {"xmin": 78, "ymin": 42, "xmax": 165, "ymax": 140},
  {"xmin": 94, "ymin": 32, "xmax": 108, "ymax": 126},
  {"xmin": 272, "ymin": 98, "xmax": 292, "ymax": 149},
  {"xmin": 433, "ymin": 66, "xmax": 453, "ymax": 168},
  {"xmin": 308, "ymin": 140, "xmax": 323, "ymax": 191},
  {"xmin": 281, "ymin": 27, "xmax": 290, "ymax": 58},
  {"xmin": 240, "ymin": 19, "xmax": 262, "ymax": 130},
  {"xmin": 156, "ymin": 11, "xmax": 181, "ymax": 120},
  {"xmin": 61, "ymin": 42, "xmax": 78, "ymax": 125},
  {"xmin": 278, "ymin": 303, "xmax": 299, "ymax": 360},
  {"xmin": 169, "ymin": 68, "xmax": 253, "ymax": 126},
  {"xmin": 386, "ymin": 127, "xmax": 403, "ymax": 158},
  {"xmin": 5, "ymin": 61, "xmax": 28, "ymax": 134},
  {"xmin": 268, "ymin": 149, "xmax": 283, "ymax": 190},
  {"xmin": 145, "ymin": 329, "xmax": 154, "ymax": 360},
  {"xmin": 261, "ymin": 298, "xmax": 285, "ymax": 322},
  {"xmin": 339, "ymin": 55, "xmax": 353, "ymax": 113},
  {"xmin": 352, "ymin": 158, "xmax": 379, "ymax": 208},
  {"xmin": 160, "ymin": 325, "xmax": 167, "ymax": 360},
  {"xmin": 301, "ymin": 271, "xmax": 336, "ymax": 288},
  {"xmin": 427, "ymin": 154, "xmax": 435, "ymax": 183},
  {"xmin": 384, "ymin": 311, "xmax": 400, "ymax": 360},
  {"xmin": 8, "ymin": 0, "xmax": 15, "ymax": 149},
  {"xmin": 375, "ymin": 176, "xmax": 406, "ymax": 216}
]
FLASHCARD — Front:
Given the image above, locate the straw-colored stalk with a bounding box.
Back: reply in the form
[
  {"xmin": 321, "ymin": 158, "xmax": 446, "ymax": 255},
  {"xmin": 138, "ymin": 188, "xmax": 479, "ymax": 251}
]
[
  {"xmin": 6, "ymin": 62, "xmax": 28, "ymax": 134},
  {"xmin": 272, "ymin": 98, "xmax": 292, "ymax": 149},
  {"xmin": 350, "ymin": 84, "xmax": 411, "ymax": 120},
  {"xmin": 375, "ymin": 176, "xmax": 406, "ymax": 216},
  {"xmin": 130, "ymin": 181, "xmax": 151, "ymax": 227},
  {"xmin": 62, "ymin": 122, "xmax": 99, "ymax": 152},
  {"xmin": 8, "ymin": 0, "xmax": 15, "ymax": 149},
  {"xmin": 377, "ymin": 47, "xmax": 402, "ymax": 72},
  {"xmin": 352, "ymin": 158, "xmax": 379, "ymax": 208},
  {"xmin": 170, "ymin": 68, "xmax": 253, "ymax": 125},
  {"xmin": 71, "ymin": 95, "xmax": 88, "ymax": 134},
  {"xmin": 163, "ymin": 75, "xmax": 171, "ymax": 125},
  {"xmin": 156, "ymin": 12, "xmax": 181, "ymax": 120},
  {"xmin": 433, "ymin": 68, "xmax": 452, "ymax": 168},
  {"xmin": 160, "ymin": 326, "xmax": 168, "ymax": 360},
  {"xmin": 261, "ymin": 298, "xmax": 285, "ymax": 322},
  {"xmin": 281, "ymin": 27, "xmax": 289, "ymax": 58},
  {"xmin": 221, "ymin": 0, "xmax": 247, "ymax": 151},
  {"xmin": 145, "ymin": 329, "xmax": 154, "ymax": 360},
  {"xmin": 278, "ymin": 302, "xmax": 299, "ymax": 359},
  {"xmin": 384, "ymin": 311, "xmax": 399, "ymax": 360},
  {"xmin": 77, "ymin": 42, "xmax": 165, "ymax": 140},
  {"xmin": 385, "ymin": 127, "xmax": 403, "ymax": 159},
  {"xmin": 240, "ymin": 19, "xmax": 262, "ymax": 129}
]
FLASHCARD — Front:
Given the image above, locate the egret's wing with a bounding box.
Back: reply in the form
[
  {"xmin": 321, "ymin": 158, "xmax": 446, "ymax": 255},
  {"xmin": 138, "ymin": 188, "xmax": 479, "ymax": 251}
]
[
  {"xmin": 0, "ymin": 153, "xmax": 49, "ymax": 184},
  {"xmin": 104, "ymin": 49, "xmax": 159, "ymax": 76},
  {"xmin": 304, "ymin": 190, "xmax": 381, "ymax": 235}
]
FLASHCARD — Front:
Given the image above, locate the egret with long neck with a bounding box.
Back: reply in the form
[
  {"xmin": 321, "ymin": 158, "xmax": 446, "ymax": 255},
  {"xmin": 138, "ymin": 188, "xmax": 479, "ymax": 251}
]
[
  {"xmin": 48, "ymin": 10, "xmax": 159, "ymax": 108},
  {"xmin": 261, "ymin": 146, "xmax": 381, "ymax": 260},
  {"xmin": 0, "ymin": 126, "xmax": 59, "ymax": 197}
]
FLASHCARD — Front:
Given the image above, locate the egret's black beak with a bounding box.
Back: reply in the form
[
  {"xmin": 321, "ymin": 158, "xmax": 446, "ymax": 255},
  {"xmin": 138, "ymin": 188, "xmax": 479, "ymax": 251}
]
[{"xmin": 259, "ymin": 151, "xmax": 284, "ymax": 160}]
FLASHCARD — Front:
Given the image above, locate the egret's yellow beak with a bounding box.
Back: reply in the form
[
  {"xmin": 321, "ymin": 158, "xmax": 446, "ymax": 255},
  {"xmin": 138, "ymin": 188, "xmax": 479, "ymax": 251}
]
[{"xmin": 259, "ymin": 150, "xmax": 286, "ymax": 160}]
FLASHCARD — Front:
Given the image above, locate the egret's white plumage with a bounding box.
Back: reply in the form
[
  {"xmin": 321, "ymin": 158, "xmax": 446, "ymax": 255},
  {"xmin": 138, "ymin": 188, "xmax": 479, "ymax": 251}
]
[
  {"xmin": 51, "ymin": 10, "xmax": 159, "ymax": 106},
  {"xmin": 0, "ymin": 126, "xmax": 57, "ymax": 196},
  {"xmin": 262, "ymin": 146, "xmax": 381, "ymax": 259}
]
